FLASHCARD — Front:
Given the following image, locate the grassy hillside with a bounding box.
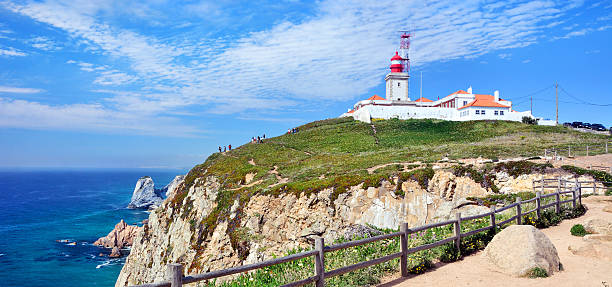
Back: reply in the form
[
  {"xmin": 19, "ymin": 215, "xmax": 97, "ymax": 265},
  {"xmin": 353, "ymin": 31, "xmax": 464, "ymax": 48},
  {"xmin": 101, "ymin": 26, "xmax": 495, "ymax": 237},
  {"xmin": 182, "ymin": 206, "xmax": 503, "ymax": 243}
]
[{"xmin": 186, "ymin": 118, "xmax": 608, "ymax": 193}]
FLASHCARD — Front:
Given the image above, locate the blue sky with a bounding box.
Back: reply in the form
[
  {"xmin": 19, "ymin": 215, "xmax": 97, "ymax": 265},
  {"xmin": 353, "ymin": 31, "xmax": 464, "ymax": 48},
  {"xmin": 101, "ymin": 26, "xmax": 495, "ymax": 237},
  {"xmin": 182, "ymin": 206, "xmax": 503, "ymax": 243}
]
[{"xmin": 0, "ymin": 0, "xmax": 611, "ymax": 169}]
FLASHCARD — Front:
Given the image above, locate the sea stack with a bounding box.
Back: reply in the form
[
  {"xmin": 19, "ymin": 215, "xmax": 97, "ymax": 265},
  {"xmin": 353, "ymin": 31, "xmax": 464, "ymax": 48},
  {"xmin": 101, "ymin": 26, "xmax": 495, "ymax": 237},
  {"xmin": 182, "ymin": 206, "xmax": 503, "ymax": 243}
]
[{"xmin": 127, "ymin": 176, "xmax": 164, "ymax": 209}]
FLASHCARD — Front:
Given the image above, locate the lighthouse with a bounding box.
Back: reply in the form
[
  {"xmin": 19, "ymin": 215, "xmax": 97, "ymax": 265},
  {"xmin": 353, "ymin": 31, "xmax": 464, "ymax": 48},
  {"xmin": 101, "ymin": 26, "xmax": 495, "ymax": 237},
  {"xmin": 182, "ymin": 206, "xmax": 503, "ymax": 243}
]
[{"xmin": 385, "ymin": 51, "xmax": 410, "ymax": 101}]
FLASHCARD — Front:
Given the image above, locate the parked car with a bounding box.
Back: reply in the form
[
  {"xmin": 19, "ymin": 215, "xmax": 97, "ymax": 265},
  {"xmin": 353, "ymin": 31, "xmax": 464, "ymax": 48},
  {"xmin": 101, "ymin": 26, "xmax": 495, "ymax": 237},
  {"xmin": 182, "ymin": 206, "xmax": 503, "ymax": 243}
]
[
  {"xmin": 571, "ymin": 121, "xmax": 584, "ymax": 128},
  {"xmin": 583, "ymin": 123, "xmax": 592, "ymax": 129},
  {"xmin": 591, "ymin": 124, "xmax": 606, "ymax": 131},
  {"xmin": 563, "ymin": 122, "xmax": 572, "ymax": 127}
]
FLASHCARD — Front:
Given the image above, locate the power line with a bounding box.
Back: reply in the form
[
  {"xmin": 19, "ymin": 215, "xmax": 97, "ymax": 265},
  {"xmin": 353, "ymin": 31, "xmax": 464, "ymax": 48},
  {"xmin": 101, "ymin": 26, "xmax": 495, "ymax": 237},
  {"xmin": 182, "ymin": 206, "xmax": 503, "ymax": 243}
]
[{"xmin": 558, "ymin": 85, "xmax": 612, "ymax": 107}]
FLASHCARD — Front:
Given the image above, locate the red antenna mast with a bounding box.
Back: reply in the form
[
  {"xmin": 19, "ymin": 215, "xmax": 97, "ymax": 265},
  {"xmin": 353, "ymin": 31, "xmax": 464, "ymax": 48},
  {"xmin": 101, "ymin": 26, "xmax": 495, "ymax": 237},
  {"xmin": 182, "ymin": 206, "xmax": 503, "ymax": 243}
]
[{"xmin": 398, "ymin": 30, "xmax": 411, "ymax": 73}]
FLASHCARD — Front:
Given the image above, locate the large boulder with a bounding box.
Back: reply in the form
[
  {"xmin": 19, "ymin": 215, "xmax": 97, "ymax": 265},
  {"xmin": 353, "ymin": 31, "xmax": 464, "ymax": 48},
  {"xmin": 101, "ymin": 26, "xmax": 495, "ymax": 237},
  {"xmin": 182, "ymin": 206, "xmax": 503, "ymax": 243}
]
[
  {"xmin": 127, "ymin": 176, "xmax": 164, "ymax": 209},
  {"xmin": 483, "ymin": 225, "xmax": 560, "ymax": 277},
  {"xmin": 161, "ymin": 175, "xmax": 185, "ymax": 199}
]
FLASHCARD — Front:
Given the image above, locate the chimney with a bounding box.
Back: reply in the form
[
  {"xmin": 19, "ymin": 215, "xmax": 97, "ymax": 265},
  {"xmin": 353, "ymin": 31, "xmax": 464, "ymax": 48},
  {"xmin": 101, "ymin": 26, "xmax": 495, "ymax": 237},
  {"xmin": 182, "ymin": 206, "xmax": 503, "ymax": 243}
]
[
  {"xmin": 494, "ymin": 90, "xmax": 499, "ymax": 101},
  {"xmin": 467, "ymin": 86, "xmax": 473, "ymax": 94}
]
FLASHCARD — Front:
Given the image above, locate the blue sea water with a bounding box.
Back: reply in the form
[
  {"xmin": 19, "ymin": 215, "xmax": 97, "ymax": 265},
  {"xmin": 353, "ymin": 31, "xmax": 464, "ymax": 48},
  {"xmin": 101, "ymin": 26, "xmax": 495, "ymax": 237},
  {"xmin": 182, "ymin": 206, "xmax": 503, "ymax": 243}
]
[{"xmin": 0, "ymin": 169, "xmax": 184, "ymax": 287}]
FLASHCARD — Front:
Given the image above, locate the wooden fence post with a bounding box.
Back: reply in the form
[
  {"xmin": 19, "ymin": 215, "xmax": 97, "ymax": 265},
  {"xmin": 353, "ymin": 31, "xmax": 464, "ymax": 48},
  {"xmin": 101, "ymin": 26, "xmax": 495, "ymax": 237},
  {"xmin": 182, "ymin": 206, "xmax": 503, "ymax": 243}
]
[
  {"xmin": 586, "ymin": 145, "xmax": 589, "ymax": 156},
  {"xmin": 454, "ymin": 213, "xmax": 462, "ymax": 252},
  {"xmin": 555, "ymin": 190, "xmax": 561, "ymax": 214},
  {"xmin": 516, "ymin": 197, "xmax": 522, "ymax": 225},
  {"xmin": 167, "ymin": 264, "xmax": 183, "ymax": 287},
  {"xmin": 314, "ymin": 237, "xmax": 325, "ymax": 287},
  {"xmin": 606, "ymin": 142, "xmax": 608, "ymax": 153},
  {"xmin": 568, "ymin": 146, "xmax": 571, "ymax": 157},
  {"xmin": 572, "ymin": 187, "xmax": 576, "ymax": 208},
  {"xmin": 554, "ymin": 149, "xmax": 557, "ymax": 160},
  {"xmin": 544, "ymin": 149, "xmax": 547, "ymax": 158},
  {"xmin": 400, "ymin": 223, "xmax": 408, "ymax": 277},
  {"xmin": 536, "ymin": 191, "xmax": 541, "ymax": 219},
  {"xmin": 593, "ymin": 180, "xmax": 597, "ymax": 195},
  {"xmin": 577, "ymin": 182, "xmax": 582, "ymax": 206},
  {"xmin": 541, "ymin": 178, "xmax": 545, "ymax": 194},
  {"xmin": 490, "ymin": 206, "xmax": 496, "ymax": 234},
  {"xmin": 557, "ymin": 176, "xmax": 561, "ymax": 190}
]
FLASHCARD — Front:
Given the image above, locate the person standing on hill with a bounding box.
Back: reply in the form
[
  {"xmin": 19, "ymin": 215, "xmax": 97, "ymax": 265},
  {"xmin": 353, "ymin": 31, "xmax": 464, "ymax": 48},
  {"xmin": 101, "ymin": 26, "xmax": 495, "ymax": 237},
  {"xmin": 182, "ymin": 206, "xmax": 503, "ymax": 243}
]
[
  {"xmin": 224, "ymin": 146, "xmax": 226, "ymax": 152},
  {"xmin": 218, "ymin": 146, "xmax": 222, "ymax": 153},
  {"xmin": 263, "ymin": 134, "xmax": 266, "ymax": 139},
  {"xmin": 229, "ymin": 144, "xmax": 232, "ymax": 150}
]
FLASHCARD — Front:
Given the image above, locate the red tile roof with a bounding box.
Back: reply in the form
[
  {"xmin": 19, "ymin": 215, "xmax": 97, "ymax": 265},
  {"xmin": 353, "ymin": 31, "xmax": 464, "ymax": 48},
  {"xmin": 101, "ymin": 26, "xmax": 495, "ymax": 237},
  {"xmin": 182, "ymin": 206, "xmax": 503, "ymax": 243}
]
[
  {"xmin": 347, "ymin": 109, "xmax": 355, "ymax": 114},
  {"xmin": 414, "ymin": 97, "xmax": 433, "ymax": 102},
  {"xmin": 457, "ymin": 94, "xmax": 510, "ymax": 110},
  {"xmin": 366, "ymin": 94, "xmax": 386, "ymax": 101},
  {"xmin": 449, "ymin": 90, "xmax": 470, "ymax": 96}
]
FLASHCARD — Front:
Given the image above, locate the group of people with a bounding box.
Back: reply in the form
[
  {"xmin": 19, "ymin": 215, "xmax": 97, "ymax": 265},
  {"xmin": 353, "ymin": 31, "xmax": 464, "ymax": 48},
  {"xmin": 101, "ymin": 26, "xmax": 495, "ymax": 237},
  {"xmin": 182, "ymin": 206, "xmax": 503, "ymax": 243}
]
[
  {"xmin": 217, "ymin": 127, "xmax": 300, "ymax": 154},
  {"xmin": 218, "ymin": 145, "xmax": 232, "ymax": 153},
  {"xmin": 251, "ymin": 134, "xmax": 265, "ymax": 144}
]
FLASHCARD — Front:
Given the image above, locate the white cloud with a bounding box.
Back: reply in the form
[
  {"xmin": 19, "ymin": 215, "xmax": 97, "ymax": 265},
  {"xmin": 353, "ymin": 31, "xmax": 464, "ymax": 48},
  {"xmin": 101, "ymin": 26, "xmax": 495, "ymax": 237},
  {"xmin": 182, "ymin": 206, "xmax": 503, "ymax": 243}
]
[
  {"xmin": 499, "ymin": 53, "xmax": 512, "ymax": 60},
  {"xmin": 28, "ymin": 36, "xmax": 60, "ymax": 51},
  {"xmin": 0, "ymin": 86, "xmax": 43, "ymax": 94},
  {"xmin": 1, "ymin": 0, "xmax": 594, "ymax": 133},
  {"xmin": 0, "ymin": 47, "xmax": 26, "ymax": 56},
  {"xmin": 522, "ymin": 59, "xmax": 531, "ymax": 63},
  {"xmin": 0, "ymin": 97, "xmax": 201, "ymax": 136}
]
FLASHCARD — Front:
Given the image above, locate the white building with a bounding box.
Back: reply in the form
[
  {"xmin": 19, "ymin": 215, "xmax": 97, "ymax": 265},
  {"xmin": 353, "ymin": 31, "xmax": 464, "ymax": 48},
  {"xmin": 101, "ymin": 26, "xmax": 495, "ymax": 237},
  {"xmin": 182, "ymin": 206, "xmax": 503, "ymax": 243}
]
[{"xmin": 341, "ymin": 51, "xmax": 547, "ymax": 124}]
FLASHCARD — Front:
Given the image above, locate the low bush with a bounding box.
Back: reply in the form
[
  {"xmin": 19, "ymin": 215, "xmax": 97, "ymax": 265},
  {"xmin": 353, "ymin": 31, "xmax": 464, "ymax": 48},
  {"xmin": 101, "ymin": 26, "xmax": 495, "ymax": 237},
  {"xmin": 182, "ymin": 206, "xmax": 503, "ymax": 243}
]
[
  {"xmin": 527, "ymin": 267, "xmax": 548, "ymax": 278},
  {"xmin": 570, "ymin": 224, "xmax": 588, "ymax": 237}
]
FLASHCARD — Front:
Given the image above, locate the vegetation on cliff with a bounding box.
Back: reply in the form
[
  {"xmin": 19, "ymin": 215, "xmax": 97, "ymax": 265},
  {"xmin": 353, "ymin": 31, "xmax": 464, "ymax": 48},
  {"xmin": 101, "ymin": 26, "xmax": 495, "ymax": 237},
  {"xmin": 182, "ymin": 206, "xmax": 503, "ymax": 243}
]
[{"xmin": 157, "ymin": 118, "xmax": 609, "ymax": 280}]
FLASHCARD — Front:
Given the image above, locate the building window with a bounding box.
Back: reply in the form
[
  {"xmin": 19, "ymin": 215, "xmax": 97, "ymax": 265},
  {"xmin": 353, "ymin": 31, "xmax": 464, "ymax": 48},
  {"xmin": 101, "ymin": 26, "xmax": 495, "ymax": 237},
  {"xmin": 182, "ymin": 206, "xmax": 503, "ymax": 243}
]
[
  {"xmin": 476, "ymin": 110, "xmax": 480, "ymax": 115},
  {"xmin": 500, "ymin": 111, "xmax": 504, "ymax": 115},
  {"xmin": 481, "ymin": 110, "xmax": 485, "ymax": 115},
  {"xmin": 463, "ymin": 101, "xmax": 467, "ymax": 106},
  {"xmin": 494, "ymin": 111, "xmax": 499, "ymax": 115},
  {"xmin": 398, "ymin": 83, "xmax": 401, "ymax": 87}
]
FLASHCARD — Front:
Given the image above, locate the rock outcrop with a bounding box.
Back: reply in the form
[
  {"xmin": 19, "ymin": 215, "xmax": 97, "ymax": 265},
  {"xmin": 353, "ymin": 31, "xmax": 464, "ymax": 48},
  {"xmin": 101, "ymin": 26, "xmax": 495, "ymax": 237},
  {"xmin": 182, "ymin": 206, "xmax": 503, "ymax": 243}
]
[
  {"xmin": 94, "ymin": 219, "xmax": 141, "ymax": 251},
  {"xmin": 128, "ymin": 176, "xmax": 164, "ymax": 209},
  {"xmin": 161, "ymin": 175, "xmax": 185, "ymax": 200},
  {"xmin": 483, "ymin": 225, "xmax": 560, "ymax": 277},
  {"xmin": 116, "ymin": 171, "xmax": 494, "ymax": 286}
]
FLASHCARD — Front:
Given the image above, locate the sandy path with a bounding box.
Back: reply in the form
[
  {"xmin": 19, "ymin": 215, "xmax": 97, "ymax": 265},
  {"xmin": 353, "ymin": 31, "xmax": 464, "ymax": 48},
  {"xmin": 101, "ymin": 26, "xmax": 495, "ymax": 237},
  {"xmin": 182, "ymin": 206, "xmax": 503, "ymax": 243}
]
[
  {"xmin": 379, "ymin": 196, "xmax": 612, "ymax": 287},
  {"xmin": 551, "ymin": 154, "xmax": 612, "ymax": 171}
]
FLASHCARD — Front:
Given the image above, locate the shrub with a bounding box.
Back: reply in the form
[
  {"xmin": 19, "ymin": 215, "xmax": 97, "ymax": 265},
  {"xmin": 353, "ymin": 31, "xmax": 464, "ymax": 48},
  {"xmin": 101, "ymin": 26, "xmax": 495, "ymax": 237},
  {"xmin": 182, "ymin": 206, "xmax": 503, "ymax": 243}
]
[
  {"xmin": 570, "ymin": 224, "xmax": 588, "ymax": 237},
  {"xmin": 561, "ymin": 165, "xmax": 612, "ymax": 187},
  {"xmin": 439, "ymin": 243, "xmax": 460, "ymax": 263},
  {"xmin": 522, "ymin": 116, "xmax": 539, "ymax": 125},
  {"xmin": 527, "ymin": 267, "xmax": 548, "ymax": 278}
]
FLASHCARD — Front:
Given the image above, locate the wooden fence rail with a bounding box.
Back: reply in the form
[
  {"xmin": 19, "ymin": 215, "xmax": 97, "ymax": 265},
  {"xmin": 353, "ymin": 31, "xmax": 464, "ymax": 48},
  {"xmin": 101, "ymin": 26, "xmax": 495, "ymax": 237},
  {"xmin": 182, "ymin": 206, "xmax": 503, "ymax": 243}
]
[
  {"xmin": 131, "ymin": 179, "xmax": 586, "ymax": 287},
  {"xmin": 544, "ymin": 140, "xmax": 612, "ymax": 160}
]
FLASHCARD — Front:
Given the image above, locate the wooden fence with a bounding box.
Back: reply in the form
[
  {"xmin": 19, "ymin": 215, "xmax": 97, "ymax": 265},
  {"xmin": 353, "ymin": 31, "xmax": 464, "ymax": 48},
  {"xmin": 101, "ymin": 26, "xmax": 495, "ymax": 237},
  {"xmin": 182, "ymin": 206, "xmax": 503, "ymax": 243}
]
[
  {"xmin": 545, "ymin": 141, "xmax": 612, "ymax": 160},
  {"xmin": 131, "ymin": 178, "xmax": 586, "ymax": 287}
]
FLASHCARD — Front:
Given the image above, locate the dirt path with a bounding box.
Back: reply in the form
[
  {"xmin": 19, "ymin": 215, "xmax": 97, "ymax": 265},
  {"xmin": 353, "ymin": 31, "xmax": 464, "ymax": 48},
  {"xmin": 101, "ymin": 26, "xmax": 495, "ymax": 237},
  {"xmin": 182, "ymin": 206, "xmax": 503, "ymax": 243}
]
[
  {"xmin": 550, "ymin": 154, "xmax": 612, "ymax": 171},
  {"xmin": 267, "ymin": 165, "xmax": 289, "ymax": 187},
  {"xmin": 379, "ymin": 196, "xmax": 612, "ymax": 287}
]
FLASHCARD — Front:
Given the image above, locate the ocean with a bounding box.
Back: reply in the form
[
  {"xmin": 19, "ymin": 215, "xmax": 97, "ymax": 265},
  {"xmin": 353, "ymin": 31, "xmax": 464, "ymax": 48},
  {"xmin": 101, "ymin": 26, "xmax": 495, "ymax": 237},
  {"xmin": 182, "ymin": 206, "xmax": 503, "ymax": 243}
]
[{"xmin": 0, "ymin": 169, "xmax": 183, "ymax": 287}]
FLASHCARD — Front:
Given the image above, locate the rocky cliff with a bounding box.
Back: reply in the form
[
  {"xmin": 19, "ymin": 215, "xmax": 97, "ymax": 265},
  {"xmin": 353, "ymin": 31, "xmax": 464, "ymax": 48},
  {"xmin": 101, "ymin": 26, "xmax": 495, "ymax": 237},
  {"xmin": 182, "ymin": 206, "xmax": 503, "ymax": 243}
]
[
  {"xmin": 116, "ymin": 168, "xmax": 504, "ymax": 286},
  {"xmin": 116, "ymin": 161, "xmax": 604, "ymax": 286}
]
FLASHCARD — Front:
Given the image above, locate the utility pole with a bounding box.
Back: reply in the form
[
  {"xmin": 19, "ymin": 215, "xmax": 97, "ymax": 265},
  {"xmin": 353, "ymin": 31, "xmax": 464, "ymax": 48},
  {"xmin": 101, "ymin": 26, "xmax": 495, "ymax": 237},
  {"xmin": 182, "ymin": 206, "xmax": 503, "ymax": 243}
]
[
  {"xmin": 555, "ymin": 82, "xmax": 559, "ymax": 125},
  {"xmin": 420, "ymin": 71, "xmax": 423, "ymax": 99},
  {"xmin": 530, "ymin": 96, "xmax": 533, "ymax": 115}
]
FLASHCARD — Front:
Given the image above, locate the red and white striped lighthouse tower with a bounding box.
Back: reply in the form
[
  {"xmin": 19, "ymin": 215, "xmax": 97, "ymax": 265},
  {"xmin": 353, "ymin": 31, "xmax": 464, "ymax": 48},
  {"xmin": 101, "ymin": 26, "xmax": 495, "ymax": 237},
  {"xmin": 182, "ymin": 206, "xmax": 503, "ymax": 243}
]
[{"xmin": 390, "ymin": 51, "xmax": 404, "ymax": 73}]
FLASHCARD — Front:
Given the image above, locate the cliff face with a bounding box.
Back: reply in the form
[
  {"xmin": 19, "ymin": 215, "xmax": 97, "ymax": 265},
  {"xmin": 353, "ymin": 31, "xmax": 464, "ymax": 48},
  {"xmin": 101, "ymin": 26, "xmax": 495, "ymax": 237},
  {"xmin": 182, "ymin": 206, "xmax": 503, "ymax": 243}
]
[
  {"xmin": 128, "ymin": 176, "xmax": 164, "ymax": 209},
  {"xmin": 116, "ymin": 164, "xmax": 603, "ymax": 286},
  {"xmin": 116, "ymin": 169, "xmax": 494, "ymax": 286}
]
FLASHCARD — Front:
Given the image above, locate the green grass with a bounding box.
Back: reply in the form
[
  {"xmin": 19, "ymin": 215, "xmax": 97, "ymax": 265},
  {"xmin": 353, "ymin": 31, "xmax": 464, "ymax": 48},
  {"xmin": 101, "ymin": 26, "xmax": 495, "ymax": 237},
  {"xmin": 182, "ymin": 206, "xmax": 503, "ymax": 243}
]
[{"xmin": 168, "ymin": 118, "xmax": 609, "ymax": 278}]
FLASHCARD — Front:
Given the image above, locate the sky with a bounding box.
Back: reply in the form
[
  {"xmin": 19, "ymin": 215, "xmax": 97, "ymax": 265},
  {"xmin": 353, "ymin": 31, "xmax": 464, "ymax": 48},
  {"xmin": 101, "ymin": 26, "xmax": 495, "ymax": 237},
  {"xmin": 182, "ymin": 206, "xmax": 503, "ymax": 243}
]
[{"xmin": 0, "ymin": 0, "xmax": 611, "ymax": 170}]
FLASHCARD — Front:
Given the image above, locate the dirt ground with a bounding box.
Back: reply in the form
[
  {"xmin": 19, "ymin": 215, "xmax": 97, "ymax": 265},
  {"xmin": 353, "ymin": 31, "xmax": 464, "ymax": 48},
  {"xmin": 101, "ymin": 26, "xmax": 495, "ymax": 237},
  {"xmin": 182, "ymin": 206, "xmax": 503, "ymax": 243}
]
[
  {"xmin": 548, "ymin": 153, "xmax": 612, "ymax": 172},
  {"xmin": 378, "ymin": 196, "xmax": 612, "ymax": 287}
]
